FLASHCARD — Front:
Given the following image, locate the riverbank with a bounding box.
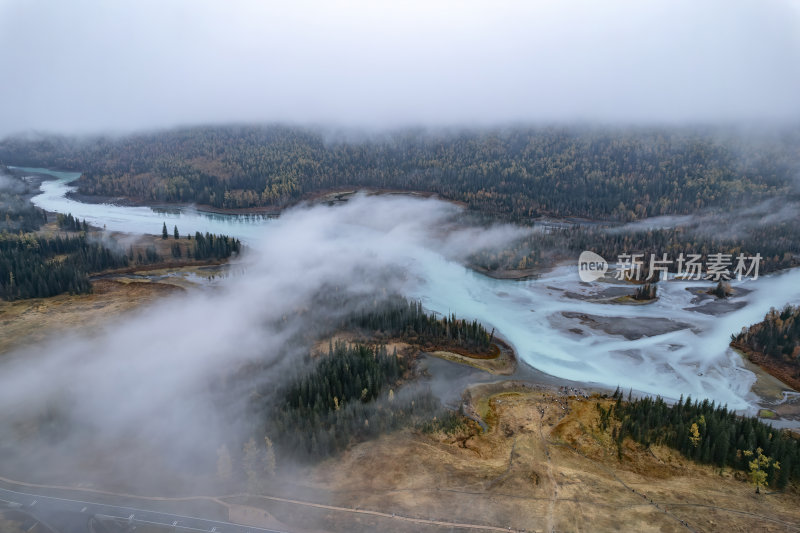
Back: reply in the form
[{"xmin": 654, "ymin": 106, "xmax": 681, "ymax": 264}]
[
  {"xmin": 65, "ymin": 190, "xmax": 282, "ymax": 216},
  {"xmin": 427, "ymin": 342, "xmax": 516, "ymax": 375},
  {"xmin": 63, "ymin": 186, "xmax": 442, "ymax": 217},
  {"xmin": 731, "ymin": 343, "xmax": 800, "ymax": 393},
  {"xmin": 469, "ymin": 264, "xmax": 545, "ymax": 280}
]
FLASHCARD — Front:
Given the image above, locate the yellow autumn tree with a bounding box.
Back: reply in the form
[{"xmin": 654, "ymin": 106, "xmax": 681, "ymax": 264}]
[
  {"xmin": 743, "ymin": 447, "xmax": 780, "ymax": 494},
  {"xmin": 689, "ymin": 415, "xmax": 706, "ymax": 448},
  {"xmin": 689, "ymin": 423, "xmax": 701, "ymax": 448}
]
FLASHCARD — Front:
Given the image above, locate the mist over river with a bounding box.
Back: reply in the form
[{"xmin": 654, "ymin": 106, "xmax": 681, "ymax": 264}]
[{"xmin": 17, "ymin": 167, "xmax": 800, "ymax": 421}]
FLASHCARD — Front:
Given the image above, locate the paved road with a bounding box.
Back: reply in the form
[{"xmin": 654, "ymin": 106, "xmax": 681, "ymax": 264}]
[{"xmin": 0, "ymin": 487, "xmax": 287, "ymax": 533}]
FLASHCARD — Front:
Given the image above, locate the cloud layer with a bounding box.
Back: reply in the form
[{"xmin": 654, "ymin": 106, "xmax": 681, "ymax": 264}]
[{"xmin": 1, "ymin": 0, "xmax": 799, "ymax": 135}]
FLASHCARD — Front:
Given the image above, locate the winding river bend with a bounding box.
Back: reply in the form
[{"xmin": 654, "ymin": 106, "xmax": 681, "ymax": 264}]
[{"xmin": 16, "ymin": 166, "xmax": 800, "ymax": 422}]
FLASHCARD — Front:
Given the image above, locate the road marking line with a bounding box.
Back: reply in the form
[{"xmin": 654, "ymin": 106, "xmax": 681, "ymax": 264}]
[{"xmin": 81, "ymin": 507, "xmax": 87, "ymax": 513}]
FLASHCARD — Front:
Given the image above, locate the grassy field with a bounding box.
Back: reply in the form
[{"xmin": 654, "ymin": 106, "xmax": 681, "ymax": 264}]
[{"xmin": 0, "ymin": 279, "xmax": 181, "ymax": 355}]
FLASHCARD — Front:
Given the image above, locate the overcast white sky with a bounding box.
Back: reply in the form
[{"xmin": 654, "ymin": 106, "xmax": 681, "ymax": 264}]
[{"xmin": 1, "ymin": 0, "xmax": 799, "ymax": 136}]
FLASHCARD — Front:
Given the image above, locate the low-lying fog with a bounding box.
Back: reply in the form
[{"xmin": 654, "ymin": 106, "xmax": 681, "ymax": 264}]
[
  {"xmin": 1, "ymin": 193, "xmax": 799, "ymax": 493},
  {"xmin": 0, "ymin": 194, "xmax": 525, "ymax": 491}
]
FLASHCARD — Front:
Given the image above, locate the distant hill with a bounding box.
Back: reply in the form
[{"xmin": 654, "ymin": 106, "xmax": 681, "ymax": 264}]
[{"xmin": 2, "ymin": 125, "xmax": 799, "ymax": 221}]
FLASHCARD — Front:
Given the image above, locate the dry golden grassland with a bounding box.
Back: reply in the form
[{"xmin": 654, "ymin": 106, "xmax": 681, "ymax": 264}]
[
  {"xmin": 0, "ymin": 279, "xmax": 181, "ymax": 355},
  {"xmin": 232, "ymin": 384, "xmax": 800, "ymax": 533}
]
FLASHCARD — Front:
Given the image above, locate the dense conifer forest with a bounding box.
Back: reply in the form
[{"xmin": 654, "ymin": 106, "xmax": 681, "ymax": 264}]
[
  {"xmin": 0, "ymin": 233, "xmax": 128, "ymax": 300},
  {"xmin": 346, "ymin": 296, "xmax": 493, "ymax": 353},
  {"xmin": 264, "ymin": 298, "xmax": 495, "ymax": 460},
  {"xmin": 600, "ymin": 389, "xmax": 800, "ymax": 489},
  {"xmin": 0, "ymin": 219, "xmax": 242, "ymax": 301},
  {"xmin": 4, "ymin": 128, "xmax": 800, "ymax": 274},
  {"xmin": 731, "ymin": 305, "xmax": 800, "ymax": 389},
  {"xmin": 269, "ymin": 341, "xmax": 441, "ymax": 460},
  {"xmin": 733, "ymin": 305, "xmax": 800, "ymax": 362},
  {"xmin": 56, "ymin": 212, "xmax": 88, "ymax": 232},
  {"xmin": 2, "ymin": 126, "xmax": 797, "ymax": 221},
  {"xmin": 190, "ymin": 231, "xmax": 241, "ymax": 260}
]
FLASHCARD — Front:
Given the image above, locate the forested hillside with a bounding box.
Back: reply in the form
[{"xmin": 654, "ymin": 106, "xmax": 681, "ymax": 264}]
[
  {"xmin": 2, "ymin": 126, "xmax": 797, "ymax": 220},
  {"xmin": 732, "ymin": 305, "xmax": 800, "ymax": 390},
  {"xmin": 470, "ymin": 217, "xmax": 800, "ymax": 275},
  {"xmin": 601, "ymin": 390, "xmax": 800, "ymax": 490}
]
